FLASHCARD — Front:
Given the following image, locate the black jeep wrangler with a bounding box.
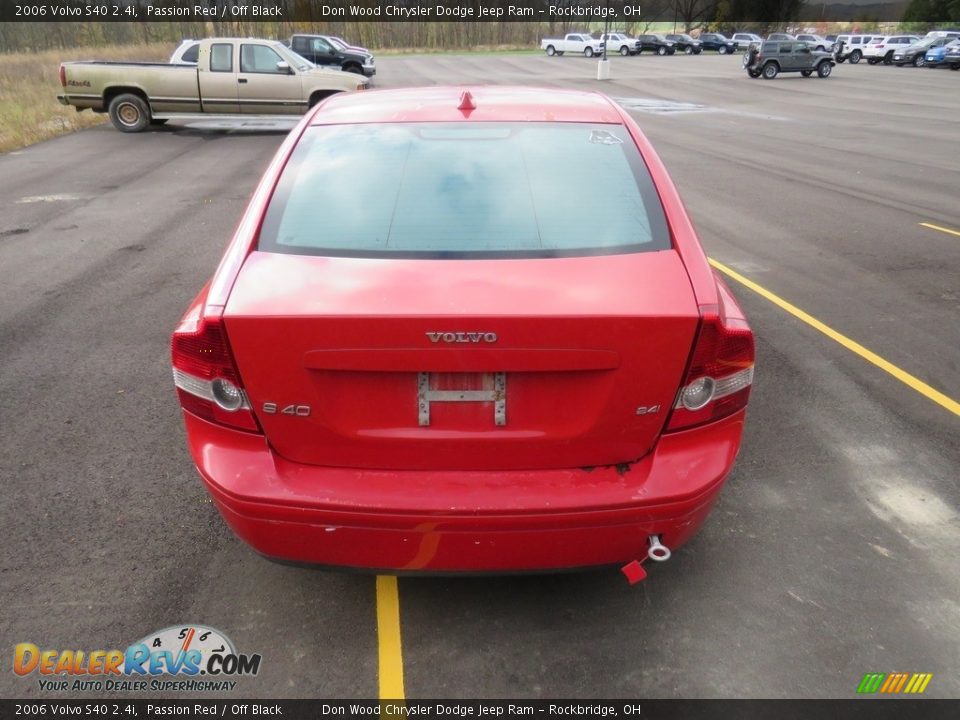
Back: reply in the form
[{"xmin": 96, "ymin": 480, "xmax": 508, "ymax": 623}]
[{"xmin": 743, "ymin": 40, "xmax": 835, "ymax": 79}]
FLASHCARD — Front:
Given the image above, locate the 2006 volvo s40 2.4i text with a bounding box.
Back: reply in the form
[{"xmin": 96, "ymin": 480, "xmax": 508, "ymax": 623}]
[{"xmin": 171, "ymin": 86, "xmax": 755, "ymax": 580}]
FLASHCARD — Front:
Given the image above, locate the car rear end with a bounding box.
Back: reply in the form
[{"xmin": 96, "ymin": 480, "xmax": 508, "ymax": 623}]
[{"xmin": 172, "ymin": 87, "xmax": 754, "ymax": 574}]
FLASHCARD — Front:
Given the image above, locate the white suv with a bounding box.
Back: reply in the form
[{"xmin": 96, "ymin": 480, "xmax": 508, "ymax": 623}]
[
  {"xmin": 863, "ymin": 35, "xmax": 920, "ymax": 64},
  {"xmin": 834, "ymin": 34, "xmax": 881, "ymax": 63}
]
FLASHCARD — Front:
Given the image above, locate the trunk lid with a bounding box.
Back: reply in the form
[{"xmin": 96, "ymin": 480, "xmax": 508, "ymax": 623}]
[{"xmin": 224, "ymin": 250, "xmax": 698, "ymax": 471}]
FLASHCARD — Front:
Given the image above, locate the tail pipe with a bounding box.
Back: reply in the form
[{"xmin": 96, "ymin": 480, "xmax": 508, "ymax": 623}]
[{"xmin": 620, "ymin": 535, "xmax": 672, "ymax": 584}]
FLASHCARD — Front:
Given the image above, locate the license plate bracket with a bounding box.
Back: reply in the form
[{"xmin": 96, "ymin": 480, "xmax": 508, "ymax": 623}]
[{"xmin": 417, "ymin": 372, "xmax": 506, "ymax": 427}]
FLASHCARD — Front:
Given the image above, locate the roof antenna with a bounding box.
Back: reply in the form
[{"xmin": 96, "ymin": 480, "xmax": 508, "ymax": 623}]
[{"xmin": 458, "ymin": 90, "xmax": 476, "ymax": 112}]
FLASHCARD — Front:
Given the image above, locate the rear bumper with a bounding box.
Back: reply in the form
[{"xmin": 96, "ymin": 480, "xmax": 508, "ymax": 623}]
[{"xmin": 184, "ymin": 410, "xmax": 745, "ymax": 572}]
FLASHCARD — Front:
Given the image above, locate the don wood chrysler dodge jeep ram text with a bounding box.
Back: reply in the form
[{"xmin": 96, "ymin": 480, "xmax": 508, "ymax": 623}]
[{"xmin": 171, "ymin": 87, "xmax": 755, "ymax": 581}]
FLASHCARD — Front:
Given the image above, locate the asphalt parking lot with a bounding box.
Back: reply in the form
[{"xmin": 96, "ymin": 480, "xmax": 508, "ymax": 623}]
[{"xmin": 1, "ymin": 52, "xmax": 958, "ymax": 699}]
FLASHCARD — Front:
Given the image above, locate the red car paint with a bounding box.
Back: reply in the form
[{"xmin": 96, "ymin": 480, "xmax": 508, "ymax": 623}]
[{"xmin": 172, "ymin": 86, "xmax": 754, "ymax": 573}]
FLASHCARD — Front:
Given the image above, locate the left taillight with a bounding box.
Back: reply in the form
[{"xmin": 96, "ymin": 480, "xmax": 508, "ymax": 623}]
[
  {"xmin": 665, "ymin": 305, "xmax": 755, "ymax": 432},
  {"xmin": 171, "ymin": 315, "xmax": 261, "ymax": 433},
  {"xmin": 59, "ymin": 64, "xmax": 66, "ymax": 87}
]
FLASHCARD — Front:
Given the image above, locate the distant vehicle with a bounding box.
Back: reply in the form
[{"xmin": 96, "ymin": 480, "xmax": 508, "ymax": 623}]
[
  {"xmin": 743, "ymin": 40, "xmax": 834, "ymax": 79},
  {"xmin": 541, "ymin": 33, "xmax": 605, "ymax": 57},
  {"xmin": 288, "ymin": 34, "xmax": 376, "ymax": 76},
  {"xmin": 767, "ymin": 33, "xmax": 796, "ymax": 41},
  {"xmin": 945, "ymin": 42, "xmax": 960, "ymax": 69},
  {"xmin": 665, "ymin": 33, "xmax": 702, "ymax": 54},
  {"xmin": 58, "ymin": 38, "xmax": 367, "ymax": 133},
  {"xmin": 796, "ymin": 34, "xmax": 833, "ymax": 52},
  {"xmin": 893, "ymin": 36, "xmax": 953, "ymax": 66},
  {"xmin": 825, "ymin": 34, "xmax": 838, "ymax": 43},
  {"xmin": 600, "ymin": 32, "xmax": 640, "ymax": 56},
  {"xmin": 732, "ymin": 33, "xmax": 763, "ymax": 48},
  {"xmin": 924, "ymin": 30, "xmax": 960, "ymax": 40},
  {"xmin": 324, "ymin": 35, "xmax": 372, "ymax": 56},
  {"xmin": 863, "ymin": 35, "xmax": 920, "ymax": 64},
  {"xmin": 925, "ymin": 39, "xmax": 960, "ymax": 66},
  {"xmin": 637, "ymin": 34, "xmax": 677, "ymax": 55},
  {"xmin": 834, "ymin": 34, "xmax": 877, "ymax": 63},
  {"xmin": 699, "ymin": 33, "xmax": 738, "ymax": 54}
]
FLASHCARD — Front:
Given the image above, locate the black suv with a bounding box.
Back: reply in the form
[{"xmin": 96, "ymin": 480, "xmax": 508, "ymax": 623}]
[
  {"xmin": 744, "ymin": 40, "xmax": 835, "ymax": 78},
  {"xmin": 699, "ymin": 33, "xmax": 738, "ymax": 54},
  {"xmin": 665, "ymin": 34, "xmax": 702, "ymax": 54},
  {"xmin": 636, "ymin": 34, "xmax": 677, "ymax": 55}
]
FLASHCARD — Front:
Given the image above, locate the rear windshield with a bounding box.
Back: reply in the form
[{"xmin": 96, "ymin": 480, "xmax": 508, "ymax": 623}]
[{"xmin": 257, "ymin": 122, "xmax": 671, "ymax": 259}]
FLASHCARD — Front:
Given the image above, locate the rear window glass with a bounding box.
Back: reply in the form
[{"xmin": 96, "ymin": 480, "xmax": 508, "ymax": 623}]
[{"xmin": 257, "ymin": 122, "xmax": 671, "ymax": 259}]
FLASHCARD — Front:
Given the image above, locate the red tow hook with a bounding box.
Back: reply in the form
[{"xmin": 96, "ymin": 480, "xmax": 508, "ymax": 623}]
[{"xmin": 621, "ymin": 535, "xmax": 672, "ymax": 584}]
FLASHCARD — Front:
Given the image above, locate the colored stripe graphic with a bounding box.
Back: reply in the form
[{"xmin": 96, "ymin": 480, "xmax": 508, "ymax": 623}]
[
  {"xmin": 857, "ymin": 673, "xmax": 885, "ymax": 693},
  {"xmin": 857, "ymin": 672, "xmax": 932, "ymax": 694}
]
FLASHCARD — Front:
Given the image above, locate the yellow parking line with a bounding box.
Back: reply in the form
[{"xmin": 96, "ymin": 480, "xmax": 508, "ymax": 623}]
[
  {"xmin": 376, "ymin": 575, "xmax": 406, "ymax": 700},
  {"xmin": 920, "ymin": 222, "xmax": 960, "ymax": 238},
  {"xmin": 709, "ymin": 258, "xmax": 960, "ymax": 418}
]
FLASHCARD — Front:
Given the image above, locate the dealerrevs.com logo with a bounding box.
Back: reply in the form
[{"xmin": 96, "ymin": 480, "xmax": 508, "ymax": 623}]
[{"xmin": 13, "ymin": 625, "xmax": 261, "ymax": 693}]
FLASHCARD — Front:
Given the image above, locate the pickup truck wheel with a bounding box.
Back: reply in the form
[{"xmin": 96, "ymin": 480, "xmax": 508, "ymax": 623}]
[
  {"xmin": 546, "ymin": 45, "xmax": 556, "ymax": 56},
  {"xmin": 762, "ymin": 62, "xmax": 778, "ymax": 79},
  {"xmin": 817, "ymin": 61, "xmax": 832, "ymax": 77},
  {"xmin": 801, "ymin": 69, "xmax": 813, "ymax": 77},
  {"xmin": 619, "ymin": 46, "xmax": 630, "ymax": 56},
  {"xmin": 913, "ymin": 54, "xmax": 925, "ymax": 67},
  {"xmin": 584, "ymin": 47, "xmax": 594, "ymax": 57},
  {"xmin": 108, "ymin": 94, "xmax": 150, "ymax": 133}
]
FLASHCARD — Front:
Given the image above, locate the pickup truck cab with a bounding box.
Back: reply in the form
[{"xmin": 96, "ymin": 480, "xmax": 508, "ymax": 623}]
[
  {"xmin": 541, "ymin": 33, "xmax": 605, "ymax": 57},
  {"xmin": 287, "ymin": 34, "xmax": 376, "ymax": 76},
  {"xmin": 58, "ymin": 38, "xmax": 367, "ymax": 133}
]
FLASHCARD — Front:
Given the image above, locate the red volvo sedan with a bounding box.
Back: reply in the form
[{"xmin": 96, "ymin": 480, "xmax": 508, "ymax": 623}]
[{"xmin": 172, "ymin": 87, "xmax": 754, "ymax": 578}]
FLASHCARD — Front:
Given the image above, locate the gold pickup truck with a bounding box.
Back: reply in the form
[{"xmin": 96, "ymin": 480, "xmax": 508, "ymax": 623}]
[{"xmin": 58, "ymin": 37, "xmax": 368, "ymax": 133}]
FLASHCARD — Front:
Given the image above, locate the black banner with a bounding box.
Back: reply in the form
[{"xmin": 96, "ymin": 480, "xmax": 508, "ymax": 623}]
[
  {"xmin": 2, "ymin": 700, "xmax": 960, "ymax": 720},
  {"xmin": 0, "ymin": 0, "xmax": 930, "ymax": 23}
]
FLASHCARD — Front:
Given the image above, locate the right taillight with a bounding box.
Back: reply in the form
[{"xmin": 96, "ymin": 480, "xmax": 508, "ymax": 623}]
[
  {"xmin": 59, "ymin": 64, "xmax": 66, "ymax": 87},
  {"xmin": 665, "ymin": 306, "xmax": 755, "ymax": 432},
  {"xmin": 171, "ymin": 312, "xmax": 260, "ymax": 433}
]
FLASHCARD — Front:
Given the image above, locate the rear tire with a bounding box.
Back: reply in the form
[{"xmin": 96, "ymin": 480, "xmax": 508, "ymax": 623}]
[
  {"xmin": 817, "ymin": 61, "xmax": 832, "ymax": 78},
  {"xmin": 546, "ymin": 45, "xmax": 556, "ymax": 56},
  {"xmin": 585, "ymin": 47, "xmax": 594, "ymax": 58},
  {"xmin": 107, "ymin": 93, "xmax": 150, "ymax": 133},
  {"xmin": 748, "ymin": 69, "xmax": 761, "ymax": 78},
  {"xmin": 850, "ymin": 50, "xmax": 862, "ymax": 63},
  {"xmin": 867, "ymin": 58, "xmax": 879, "ymax": 65},
  {"xmin": 762, "ymin": 62, "xmax": 778, "ymax": 79}
]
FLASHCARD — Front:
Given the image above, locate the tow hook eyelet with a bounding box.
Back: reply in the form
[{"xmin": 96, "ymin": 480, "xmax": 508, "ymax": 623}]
[{"xmin": 647, "ymin": 535, "xmax": 671, "ymax": 562}]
